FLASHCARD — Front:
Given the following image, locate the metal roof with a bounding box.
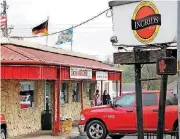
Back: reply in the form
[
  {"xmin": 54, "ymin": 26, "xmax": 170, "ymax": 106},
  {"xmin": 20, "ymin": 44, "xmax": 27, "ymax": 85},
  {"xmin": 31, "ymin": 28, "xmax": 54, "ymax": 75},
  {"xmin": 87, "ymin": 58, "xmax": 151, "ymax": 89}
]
[
  {"xmin": 1, "ymin": 44, "xmax": 120, "ymax": 72},
  {"xmin": 0, "ymin": 38, "xmax": 97, "ymax": 61}
]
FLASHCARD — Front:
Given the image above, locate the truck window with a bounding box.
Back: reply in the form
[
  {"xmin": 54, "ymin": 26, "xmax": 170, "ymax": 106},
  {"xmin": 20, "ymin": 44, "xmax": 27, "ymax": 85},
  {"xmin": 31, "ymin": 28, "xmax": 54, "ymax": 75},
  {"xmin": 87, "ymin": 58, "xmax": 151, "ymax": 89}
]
[
  {"xmin": 166, "ymin": 93, "xmax": 178, "ymax": 105},
  {"xmin": 115, "ymin": 94, "xmax": 135, "ymax": 107},
  {"xmin": 142, "ymin": 93, "xmax": 157, "ymax": 106}
]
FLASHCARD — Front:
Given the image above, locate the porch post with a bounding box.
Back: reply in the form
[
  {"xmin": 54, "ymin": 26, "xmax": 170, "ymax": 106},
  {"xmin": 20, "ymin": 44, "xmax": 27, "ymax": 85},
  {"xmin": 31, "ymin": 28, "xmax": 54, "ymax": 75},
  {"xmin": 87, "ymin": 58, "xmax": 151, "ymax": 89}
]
[
  {"xmin": 56, "ymin": 66, "xmax": 61, "ymax": 133},
  {"xmin": 116, "ymin": 81, "xmax": 118, "ymax": 98},
  {"xmin": 120, "ymin": 73, "xmax": 122, "ymax": 96},
  {"xmin": 52, "ymin": 81, "xmax": 56, "ymax": 135},
  {"xmin": 81, "ymin": 81, "xmax": 84, "ymax": 110},
  {"xmin": 52, "ymin": 67, "xmax": 61, "ymax": 136},
  {"xmin": 101, "ymin": 80, "xmax": 103, "ymax": 104}
]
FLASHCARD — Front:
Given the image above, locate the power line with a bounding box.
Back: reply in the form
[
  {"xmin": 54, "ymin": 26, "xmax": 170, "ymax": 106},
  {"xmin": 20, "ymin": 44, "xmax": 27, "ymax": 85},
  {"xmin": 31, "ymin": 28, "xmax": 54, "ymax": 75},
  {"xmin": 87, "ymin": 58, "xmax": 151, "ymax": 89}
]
[{"xmin": 17, "ymin": 8, "xmax": 110, "ymax": 38}]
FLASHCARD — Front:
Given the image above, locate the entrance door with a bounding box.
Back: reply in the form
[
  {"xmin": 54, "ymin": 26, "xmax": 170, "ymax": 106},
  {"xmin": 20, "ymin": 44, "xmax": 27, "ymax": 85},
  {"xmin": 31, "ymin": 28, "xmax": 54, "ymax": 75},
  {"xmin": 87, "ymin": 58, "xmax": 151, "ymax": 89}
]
[{"xmin": 45, "ymin": 81, "xmax": 52, "ymax": 110}]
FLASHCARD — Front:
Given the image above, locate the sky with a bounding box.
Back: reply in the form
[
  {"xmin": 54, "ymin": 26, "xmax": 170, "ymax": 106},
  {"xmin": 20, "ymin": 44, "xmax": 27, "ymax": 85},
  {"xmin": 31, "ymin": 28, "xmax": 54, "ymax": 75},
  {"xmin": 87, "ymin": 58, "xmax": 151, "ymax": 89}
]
[{"xmin": 0, "ymin": 0, "xmax": 118, "ymax": 61}]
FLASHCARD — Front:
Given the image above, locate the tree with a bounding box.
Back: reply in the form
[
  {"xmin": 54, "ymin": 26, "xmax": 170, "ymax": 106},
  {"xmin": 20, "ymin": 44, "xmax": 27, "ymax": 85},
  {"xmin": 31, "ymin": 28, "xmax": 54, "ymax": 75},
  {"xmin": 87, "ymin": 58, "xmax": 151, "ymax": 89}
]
[
  {"xmin": 141, "ymin": 64, "xmax": 160, "ymax": 90},
  {"xmin": 103, "ymin": 55, "xmax": 114, "ymax": 67},
  {"xmin": 116, "ymin": 64, "xmax": 177, "ymax": 90}
]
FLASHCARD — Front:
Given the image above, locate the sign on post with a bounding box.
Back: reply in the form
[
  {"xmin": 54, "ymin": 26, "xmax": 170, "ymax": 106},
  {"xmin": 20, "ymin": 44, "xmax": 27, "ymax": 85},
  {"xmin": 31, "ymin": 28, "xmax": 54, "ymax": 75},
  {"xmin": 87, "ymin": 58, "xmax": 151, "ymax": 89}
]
[
  {"xmin": 70, "ymin": 67, "xmax": 92, "ymax": 79},
  {"xmin": 111, "ymin": 1, "xmax": 177, "ymax": 45},
  {"xmin": 157, "ymin": 57, "xmax": 177, "ymax": 75},
  {"xmin": 96, "ymin": 71, "xmax": 108, "ymax": 81}
]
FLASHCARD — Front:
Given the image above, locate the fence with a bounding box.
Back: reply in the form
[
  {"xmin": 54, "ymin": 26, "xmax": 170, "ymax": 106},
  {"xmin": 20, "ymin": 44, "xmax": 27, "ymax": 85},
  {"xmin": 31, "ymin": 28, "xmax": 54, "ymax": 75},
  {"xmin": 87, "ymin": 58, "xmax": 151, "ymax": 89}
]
[{"xmin": 123, "ymin": 131, "xmax": 178, "ymax": 139}]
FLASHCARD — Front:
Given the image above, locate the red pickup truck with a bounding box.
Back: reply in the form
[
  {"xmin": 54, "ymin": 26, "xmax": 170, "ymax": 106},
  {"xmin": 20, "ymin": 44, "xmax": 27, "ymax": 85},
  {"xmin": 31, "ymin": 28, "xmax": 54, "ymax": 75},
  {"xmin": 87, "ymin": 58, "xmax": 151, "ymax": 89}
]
[
  {"xmin": 78, "ymin": 91, "xmax": 178, "ymax": 139},
  {"xmin": 0, "ymin": 114, "xmax": 7, "ymax": 139}
]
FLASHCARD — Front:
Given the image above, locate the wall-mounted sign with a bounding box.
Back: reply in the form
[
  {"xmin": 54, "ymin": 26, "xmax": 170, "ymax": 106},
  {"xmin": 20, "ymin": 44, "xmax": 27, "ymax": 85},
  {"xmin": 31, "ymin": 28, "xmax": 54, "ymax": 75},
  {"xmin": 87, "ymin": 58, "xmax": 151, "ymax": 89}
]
[
  {"xmin": 111, "ymin": 1, "xmax": 177, "ymax": 45},
  {"xmin": 70, "ymin": 67, "xmax": 92, "ymax": 79},
  {"xmin": 96, "ymin": 71, "xmax": 108, "ymax": 81}
]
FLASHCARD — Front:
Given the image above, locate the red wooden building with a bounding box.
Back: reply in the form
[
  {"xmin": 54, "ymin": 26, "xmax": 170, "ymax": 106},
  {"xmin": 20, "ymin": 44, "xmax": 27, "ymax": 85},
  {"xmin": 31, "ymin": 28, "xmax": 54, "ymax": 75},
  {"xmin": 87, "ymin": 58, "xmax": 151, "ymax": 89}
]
[{"xmin": 0, "ymin": 39, "xmax": 122, "ymax": 137}]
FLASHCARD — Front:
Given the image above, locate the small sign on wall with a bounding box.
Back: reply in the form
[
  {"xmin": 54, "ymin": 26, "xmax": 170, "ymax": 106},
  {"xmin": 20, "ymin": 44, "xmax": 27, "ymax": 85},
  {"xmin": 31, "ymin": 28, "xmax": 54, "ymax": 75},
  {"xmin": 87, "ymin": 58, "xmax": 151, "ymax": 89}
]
[
  {"xmin": 96, "ymin": 71, "xmax": 108, "ymax": 81},
  {"xmin": 70, "ymin": 67, "xmax": 92, "ymax": 79}
]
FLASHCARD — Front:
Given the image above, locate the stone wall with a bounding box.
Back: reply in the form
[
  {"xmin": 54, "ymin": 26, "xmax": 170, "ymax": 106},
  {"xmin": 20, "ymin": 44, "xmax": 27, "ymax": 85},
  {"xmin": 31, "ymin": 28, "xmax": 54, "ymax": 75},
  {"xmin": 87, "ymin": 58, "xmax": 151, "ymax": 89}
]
[
  {"xmin": 60, "ymin": 81, "xmax": 96, "ymax": 121},
  {"xmin": 0, "ymin": 80, "xmax": 44, "ymax": 137}
]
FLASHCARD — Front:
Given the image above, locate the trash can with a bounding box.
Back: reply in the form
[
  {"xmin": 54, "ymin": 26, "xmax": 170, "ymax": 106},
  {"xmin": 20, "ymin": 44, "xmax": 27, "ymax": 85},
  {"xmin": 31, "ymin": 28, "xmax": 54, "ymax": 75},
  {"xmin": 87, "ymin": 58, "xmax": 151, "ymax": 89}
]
[{"xmin": 41, "ymin": 110, "xmax": 52, "ymax": 130}]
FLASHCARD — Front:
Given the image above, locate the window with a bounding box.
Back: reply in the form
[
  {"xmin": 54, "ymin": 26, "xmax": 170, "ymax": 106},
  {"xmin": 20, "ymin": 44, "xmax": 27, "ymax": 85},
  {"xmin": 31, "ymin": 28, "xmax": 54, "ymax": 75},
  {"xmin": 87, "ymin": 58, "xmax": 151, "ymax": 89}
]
[
  {"xmin": 86, "ymin": 82, "xmax": 95, "ymax": 100},
  {"xmin": 72, "ymin": 82, "xmax": 81, "ymax": 102},
  {"xmin": 104, "ymin": 82, "xmax": 109, "ymax": 94},
  {"xmin": 115, "ymin": 94, "xmax": 135, "ymax": 107},
  {"xmin": 20, "ymin": 81, "xmax": 35, "ymax": 109},
  {"xmin": 45, "ymin": 81, "xmax": 52, "ymax": 110},
  {"xmin": 61, "ymin": 82, "xmax": 69, "ymax": 104},
  {"xmin": 142, "ymin": 93, "xmax": 157, "ymax": 106},
  {"xmin": 166, "ymin": 93, "xmax": 178, "ymax": 105}
]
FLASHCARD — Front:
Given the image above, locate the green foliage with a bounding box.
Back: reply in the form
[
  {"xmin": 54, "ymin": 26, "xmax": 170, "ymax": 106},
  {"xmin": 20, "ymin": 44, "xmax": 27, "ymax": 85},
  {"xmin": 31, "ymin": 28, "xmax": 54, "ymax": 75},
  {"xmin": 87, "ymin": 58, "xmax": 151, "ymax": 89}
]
[
  {"xmin": 116, "ymin": 64, "xmax": 177, "ymax": 90},
  {"xmin": 116, "ymin": 65, "xmax": 135, "ymax": 83}
]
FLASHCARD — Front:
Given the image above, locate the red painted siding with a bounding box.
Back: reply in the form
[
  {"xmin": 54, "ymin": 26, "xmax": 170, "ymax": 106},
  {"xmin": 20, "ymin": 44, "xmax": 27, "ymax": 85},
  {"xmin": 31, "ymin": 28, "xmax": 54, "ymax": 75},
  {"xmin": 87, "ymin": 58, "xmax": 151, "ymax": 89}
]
[
  {"xmin": 1, "ymin": 65, "xmax": 57, "ymax": 80},
  {"xmin": 92, "ymin": 71, "xmax": 96, "ymax": 80},
  {"xmin": 108, "ymin": 72, "xmax": 121, "ymax": 81},
  {"xmin": 61, "ymin": 67, "xmax": 70, "ymax": 80}
]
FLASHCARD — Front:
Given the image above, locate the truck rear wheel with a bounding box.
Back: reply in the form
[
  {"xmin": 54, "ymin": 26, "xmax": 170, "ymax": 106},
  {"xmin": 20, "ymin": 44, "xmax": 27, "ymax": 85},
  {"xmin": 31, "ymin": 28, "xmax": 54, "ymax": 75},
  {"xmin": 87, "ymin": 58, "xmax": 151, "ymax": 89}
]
[{"xmin": 86, "ymin": 120, "xmax": 107, "ymax": 139}]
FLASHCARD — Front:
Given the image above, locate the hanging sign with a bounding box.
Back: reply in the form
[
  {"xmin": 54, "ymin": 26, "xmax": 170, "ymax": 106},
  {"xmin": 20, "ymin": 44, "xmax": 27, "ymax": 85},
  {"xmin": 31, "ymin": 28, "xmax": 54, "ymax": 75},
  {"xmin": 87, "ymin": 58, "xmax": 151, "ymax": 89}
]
[
  {"xmin": 70, "ymin": 67, "xmax": 92, "ymax": 79},
  {"xmin": 96, "ymin": 71, "xmax": 108, "ymax": 81},
  {"xmin": 111, "ymin": 1, "xmax": 177, "ymax": 45}
]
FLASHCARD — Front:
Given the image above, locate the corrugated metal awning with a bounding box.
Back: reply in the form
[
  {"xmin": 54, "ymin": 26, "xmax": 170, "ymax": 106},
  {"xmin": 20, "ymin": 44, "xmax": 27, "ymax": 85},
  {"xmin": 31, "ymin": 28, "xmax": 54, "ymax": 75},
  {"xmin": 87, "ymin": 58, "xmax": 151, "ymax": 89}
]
[{"xmin": 1, "ymin": 44, "xmax": 119, "ymax": 72}]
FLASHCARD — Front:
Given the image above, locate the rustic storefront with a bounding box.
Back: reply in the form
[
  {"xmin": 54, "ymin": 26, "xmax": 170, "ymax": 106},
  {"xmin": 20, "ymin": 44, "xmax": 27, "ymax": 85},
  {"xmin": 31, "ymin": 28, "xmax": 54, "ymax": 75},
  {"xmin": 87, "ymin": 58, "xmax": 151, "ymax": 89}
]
[{"xmin": 1, "ymin": 39, "xmax": 122, "ymax": 137}]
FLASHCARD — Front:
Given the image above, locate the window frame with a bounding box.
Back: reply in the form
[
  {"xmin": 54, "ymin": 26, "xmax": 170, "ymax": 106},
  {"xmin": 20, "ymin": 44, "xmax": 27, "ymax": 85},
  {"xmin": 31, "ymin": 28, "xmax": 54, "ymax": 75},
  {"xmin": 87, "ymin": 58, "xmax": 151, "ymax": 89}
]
[
  {"xmin": 60, "ymin": 81, "xmax": 69, "ymax": 105},
  {"xmin": 20, "ymin": 81, "xmax": 35, "ymax": 109},
  {"xmin": 114, "ymin": 93, "xmax": 136, "ymax": 107},
  {"xmin": 72, "ymin": 81, "xmax": 81, "ymax": 102},
  {"xmin": 85, "ymin": 82, "xmax": 96, "ymax": 100}
]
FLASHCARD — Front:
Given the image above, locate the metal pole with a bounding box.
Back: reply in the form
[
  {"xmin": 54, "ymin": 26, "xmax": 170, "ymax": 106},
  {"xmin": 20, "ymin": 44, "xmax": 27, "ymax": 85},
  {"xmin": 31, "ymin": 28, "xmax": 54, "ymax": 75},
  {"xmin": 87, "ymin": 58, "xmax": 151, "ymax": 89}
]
[
  {"xmin": 2, "ymin": 0, "xmax": 8, "ymax": 37},
  {"xmin": 177, "ymin": 1, "xmax": 180, "ymax": 137},
  {"xmin": 116, "ymin": 81, "xmax": 118, "ymax": 98},
  {"xmin": 120, "ymin": 73, "xmax": 122, "ymax": 96},
  {"xmin": 81, "ymin": 81, "xmax": 84, "ymax": 110},
  {"xmin": 157, "ymin": 75, "xmax": 168, "ymax": 139},
  {"xmin": 134, "ymin": 49, "xmax": 144, "ymax": 139},
  {"xmin": 71, "ymin": 25, "xmax": 73, "ymax": 51},
  {"xmin": 46, "ymin": 16, "xmax": 49, "ymax": 46},
  {"xmin": 101, "ymin": 81, "xmax": 103, "ymax": 104}
]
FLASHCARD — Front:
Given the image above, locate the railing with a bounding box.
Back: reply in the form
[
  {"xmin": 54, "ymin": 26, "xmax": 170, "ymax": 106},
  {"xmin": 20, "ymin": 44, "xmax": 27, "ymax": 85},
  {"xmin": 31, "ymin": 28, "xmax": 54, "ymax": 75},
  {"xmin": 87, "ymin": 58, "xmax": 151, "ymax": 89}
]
[{"xmin": 122, "ymin": 131, "xmax": 178, "ymax": 139}]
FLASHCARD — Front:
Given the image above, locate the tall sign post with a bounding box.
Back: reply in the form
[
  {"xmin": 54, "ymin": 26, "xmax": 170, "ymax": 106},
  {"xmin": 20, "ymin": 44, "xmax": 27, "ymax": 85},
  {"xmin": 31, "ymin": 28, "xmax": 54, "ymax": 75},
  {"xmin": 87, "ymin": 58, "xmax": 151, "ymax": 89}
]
[
  {"xmin": 177, "ymin": 1, "xmax": 180, "ymax": 136},
  {"xmin": 156, "ymin": 56, "xmax": 177, "ymax": 139}
]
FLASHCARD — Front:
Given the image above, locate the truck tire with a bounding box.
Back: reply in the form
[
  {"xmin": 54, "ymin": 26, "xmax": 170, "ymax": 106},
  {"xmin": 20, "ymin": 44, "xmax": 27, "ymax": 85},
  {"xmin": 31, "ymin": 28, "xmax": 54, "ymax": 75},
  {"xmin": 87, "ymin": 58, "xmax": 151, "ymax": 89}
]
[
  {"xmin": 109, "ymin": 135, "xmax": 124, "ymax": 139},
  {"xmin": 0, "ymin": 129, "xmax": 6, "ymax": 139},
  {"xmin": 86, "ymin": 120, "xmax": 107, "ymax": 139}
]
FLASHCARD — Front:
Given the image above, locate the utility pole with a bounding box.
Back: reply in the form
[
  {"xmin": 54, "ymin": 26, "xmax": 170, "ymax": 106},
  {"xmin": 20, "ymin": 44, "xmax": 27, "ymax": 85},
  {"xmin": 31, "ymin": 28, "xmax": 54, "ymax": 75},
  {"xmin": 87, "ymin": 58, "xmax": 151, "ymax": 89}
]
[
  {"xmin": 1, "ymin": 0, "xmax": 8, "ymax": 37},
  {"xmin": 0, "ymin": 0, "xmax": 8, "ymax": 37},
  {"xmin": 177, "ymin": 0, "xmax": 180, "ymax": 137},
  {"xmin": 1, "ymin": 0, "xmax": 14, "ymax": 38},
  {"xmin": 3, "ymin": 0, "xmax": 7, "ymax": 37}
]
